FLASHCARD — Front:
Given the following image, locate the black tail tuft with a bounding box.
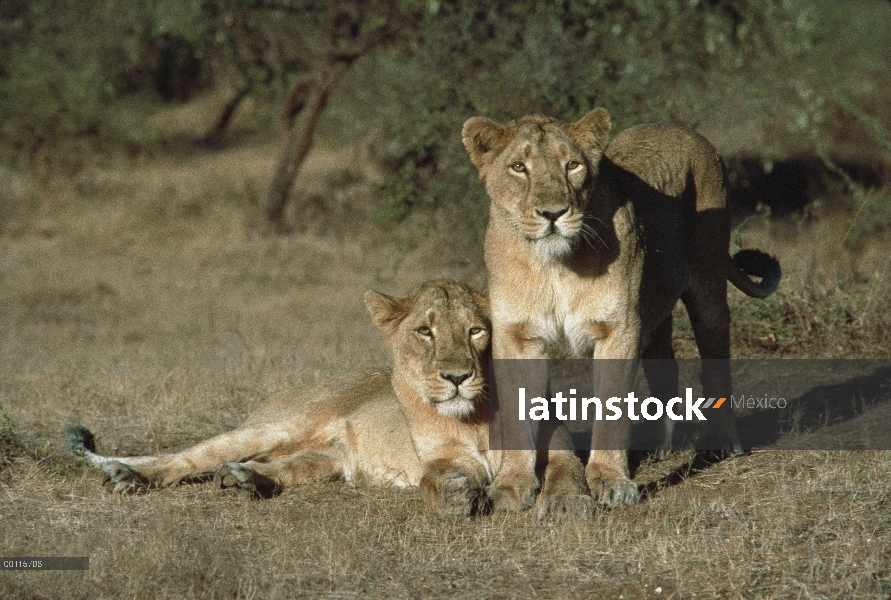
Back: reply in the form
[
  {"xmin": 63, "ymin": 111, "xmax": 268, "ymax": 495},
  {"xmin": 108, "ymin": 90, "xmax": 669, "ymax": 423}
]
[
  {"xmin": 733, "ymin": 249, "xmax": 780, "ymax": 279},
  {"xmin": 65, "ymin": 425, "xmax": 96, "ymax": 453},
  {"xmin": 729, "ymin": 249, "xmax": 781, "ymax": 298}
]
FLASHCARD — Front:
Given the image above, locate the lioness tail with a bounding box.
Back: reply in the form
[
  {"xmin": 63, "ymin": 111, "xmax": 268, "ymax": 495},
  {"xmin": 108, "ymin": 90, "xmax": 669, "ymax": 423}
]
[
  {"xmin": 728, "ymin": 250, "xmax": 781, "ymax": 299},
  {"xmin": 65, "ymin": 425, "xmax": 96, "ymax": 454}
]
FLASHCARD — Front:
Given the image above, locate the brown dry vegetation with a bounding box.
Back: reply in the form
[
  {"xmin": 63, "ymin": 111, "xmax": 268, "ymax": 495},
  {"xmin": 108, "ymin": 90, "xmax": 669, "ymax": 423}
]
[
  {"xmin": 0, "ymin": 43, "xmax": 891, "ymax": 598},
  {"xmin": 2, "ymin": 114, "xmax": 891, "ymax": 598},
  {"xmin": 3, "ymin": 4, "xmax": 891, "ymax": 600}
]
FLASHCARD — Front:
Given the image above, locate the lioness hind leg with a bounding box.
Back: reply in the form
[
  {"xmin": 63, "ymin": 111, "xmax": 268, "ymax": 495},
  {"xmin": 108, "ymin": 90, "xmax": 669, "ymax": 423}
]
[
  {"xmin": 101, "ymin": 461, "xmax": 149, "ymax": 495},
  {"xmin": 67, "ymin": 423, "xmax": 306, "ymax": 490},
  {"xmin": 66, "ymin": 426, "xmax": 152, "ymax": 494},
  {"xmin": 641, "ymin": 317, "xmax": 679, "ymax": 460},
  {"xmin": 250, "ymin": 450, "xmax": 344, "ymax": 486},
  {"xmin": 216, "ymin": 449, "xmax": 344, "ymax": 499},
  {"xmin": 681, "ymin": 287, "xmax": 743, "ymax": 456},
  {"xmin": 214, "ymin": 463, "xmax": 281, "ymax": 499},
  {"xmin": 535, "ymin": 424, "xmax": 595, "ymax": 520}
]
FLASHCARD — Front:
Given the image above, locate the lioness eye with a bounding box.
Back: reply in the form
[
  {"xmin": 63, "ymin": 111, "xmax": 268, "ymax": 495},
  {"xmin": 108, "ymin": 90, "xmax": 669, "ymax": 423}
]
[
  {"xmin": 469, "ymin": 327, "xmax": 485, "ymax": 337},
  {"xmin": 416, "ymin": 326, "xmax": 433, "ymax": 338},
  {"xmin": 510, "ymin": 162, "xmax": 526, "ymax": 173},
  {"xmin": 566, "ymin": 160, "xmax": 581, "ymax": 171}
]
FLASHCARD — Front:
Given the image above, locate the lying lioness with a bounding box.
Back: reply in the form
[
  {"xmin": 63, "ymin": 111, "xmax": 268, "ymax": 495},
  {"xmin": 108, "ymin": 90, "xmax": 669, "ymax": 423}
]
[{"xmin": 67, "ymin": 280, "xmax": 590, "ymax": 518}]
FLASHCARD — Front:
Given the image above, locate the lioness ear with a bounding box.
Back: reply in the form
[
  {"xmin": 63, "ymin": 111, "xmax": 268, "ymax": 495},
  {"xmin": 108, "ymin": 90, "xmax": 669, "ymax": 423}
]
[
  {"xmin": 462, "ymin": 117, "xmax": 509, "ymax": 178},
  {"xmin": 364, "ymin": 290, "xmax": 414, "ymax": 340},
  {"xmin": 565, "ymin": 108, "xmax": 611, "ymax": 164},
  {"xmin": 470, "ymin": 289, "xmax": 490, "ymax": 316}
]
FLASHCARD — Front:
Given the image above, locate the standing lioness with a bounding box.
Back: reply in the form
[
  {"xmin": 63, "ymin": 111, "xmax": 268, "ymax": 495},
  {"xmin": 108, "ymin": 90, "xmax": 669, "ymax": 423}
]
[
  {"xmin": 462, "ymin": 109, "xmax": 780, "ymax": 510},
  {"xmin": 68, "ymin": 280, "xmax": 589, "ymax": 518}
]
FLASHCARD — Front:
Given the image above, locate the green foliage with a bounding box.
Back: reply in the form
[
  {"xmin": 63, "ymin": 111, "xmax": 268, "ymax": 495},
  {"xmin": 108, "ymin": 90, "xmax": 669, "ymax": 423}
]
[
  {"xmin": 0, "ymin": 0, "xmax": 828, "ymax": 232},
  {"xmin": 0, "ymin": 44, "xmax": 106, "ymax": 171},
  {"xmin": 0, "ymin": 0, "xmax": 434, "ymax": 171},
  {"xmin": 373, "ymin": 0, "xmax": 808, "ymax": 241},
  {"xmin": 0, "ymin": 0, "xmax": 208, "ymax": 170}
]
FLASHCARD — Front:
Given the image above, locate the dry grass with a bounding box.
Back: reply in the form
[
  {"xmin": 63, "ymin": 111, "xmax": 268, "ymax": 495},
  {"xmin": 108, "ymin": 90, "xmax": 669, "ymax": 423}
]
[{"xmin": 1, "ymin": 129, "xmax": 890, "ymax": 598}]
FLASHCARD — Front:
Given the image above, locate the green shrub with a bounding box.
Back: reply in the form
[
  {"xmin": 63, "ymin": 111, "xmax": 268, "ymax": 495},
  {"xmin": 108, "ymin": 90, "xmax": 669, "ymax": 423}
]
[{"xmin": 372, "ymin": 0, "xmax": 809, "ymax": 243}]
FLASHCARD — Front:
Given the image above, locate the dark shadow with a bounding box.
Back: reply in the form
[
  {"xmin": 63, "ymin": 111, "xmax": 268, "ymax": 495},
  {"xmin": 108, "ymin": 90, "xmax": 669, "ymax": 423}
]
[
  {"xmin": 630, "ymin": 363, "xmax": 891, "ymax": 502},
  {"xmin": 163, "ymin": 472, "xmax": 283, "ymax": 499},
  {"xmin": 736, "ymin": 363, "xmax": 891, "ymax": 450},
  {"xmin": 470, "ymin": 491, "xmax": 494, "ymax": 518},
  {"xmin": 636, "ymin": 451, "xmax": 726, "ymax": 502},
  {"xmin": 154, "ymin": 126, "xmax": 264, "ymax": 158},
  {"xmin": 181, "ymin": 473, "xmax": 216, "ymax": 485},
  {"xmin": 725, "ymin": 155, "xmax": 886, "ymax": 217}
]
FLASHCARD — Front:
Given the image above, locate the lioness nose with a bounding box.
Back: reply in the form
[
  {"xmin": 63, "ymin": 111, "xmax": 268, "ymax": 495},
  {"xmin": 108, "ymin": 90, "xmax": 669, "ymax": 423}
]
[
  {"xmin": 537, "ymin": 207, "xmax": 568, "ymax": 223},
  {"xmin": 440, "ymin": 370, "xmax": 472, "ymax": 387}
]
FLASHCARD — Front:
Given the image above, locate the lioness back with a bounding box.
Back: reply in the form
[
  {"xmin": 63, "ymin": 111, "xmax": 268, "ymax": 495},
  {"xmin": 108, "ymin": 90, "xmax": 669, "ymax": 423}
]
[{"xmin": 606, "ymin": 124, "xmax": 726, "ymax": 206}]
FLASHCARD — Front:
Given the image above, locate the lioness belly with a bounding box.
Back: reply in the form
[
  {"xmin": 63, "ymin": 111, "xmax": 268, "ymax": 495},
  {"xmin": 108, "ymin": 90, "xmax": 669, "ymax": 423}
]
[{"xmin": 319, "ymin": 397, "xmax": 423, "ymax": 487}]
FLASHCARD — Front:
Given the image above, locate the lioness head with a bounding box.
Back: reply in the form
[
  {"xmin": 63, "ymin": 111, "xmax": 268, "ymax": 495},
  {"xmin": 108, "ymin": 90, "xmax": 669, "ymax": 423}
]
[
  {"xmin": 462, "ymin": 108, "xmax": 611, "ymax": 259},
  {"xmin": 364, "ymin": 281, "xmax": 490, "ymax": 418}
]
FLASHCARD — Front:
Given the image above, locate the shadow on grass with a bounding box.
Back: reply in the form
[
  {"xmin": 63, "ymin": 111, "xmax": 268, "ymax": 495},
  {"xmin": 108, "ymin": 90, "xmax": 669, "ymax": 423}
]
[
  {"xmin": 726, "ymin": 154, "xmax": 886, "ymax": 217},
  {"xmin": 739, "ymin": 363, "xmax": 891, "ymax": 449},
  {"xmin": 630, "ymin": 363, "xmax": 891, "ymax": 501}
]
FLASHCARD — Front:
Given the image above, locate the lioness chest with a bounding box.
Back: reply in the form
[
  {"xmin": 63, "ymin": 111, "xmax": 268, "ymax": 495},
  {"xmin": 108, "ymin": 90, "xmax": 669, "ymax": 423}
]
[{"xmin": 492, "ymin": 261, "xmax": 636, "ymax": 359}]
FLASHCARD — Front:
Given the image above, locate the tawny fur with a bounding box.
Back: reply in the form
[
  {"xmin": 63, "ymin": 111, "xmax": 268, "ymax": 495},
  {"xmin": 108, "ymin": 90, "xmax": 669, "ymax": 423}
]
[
  {"xmin": 68, "ymin": 280, "xmax": 590, "ymax": 518},
  {"xmin": 462, "ymin": 109, "xmax": 780, "ymax": 509}
]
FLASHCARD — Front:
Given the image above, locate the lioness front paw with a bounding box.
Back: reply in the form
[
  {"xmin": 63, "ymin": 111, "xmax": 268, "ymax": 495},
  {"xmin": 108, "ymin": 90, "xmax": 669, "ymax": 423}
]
[
  {"xmin": 433, "ymin": 472, "xmax": 477, "ymax": 518},
  {"xmin": 589, "ymin": 477, "xmax": 640, "ymax": 507},
  {"xmin": 485, "ymin": 472, "xmax": 538, "ymax": 513},
  {"xmin": 535, "ymin": 492, "xmax": 596, "ymax": 520},
  {"xmin": 101, "ymin": 461, "xmax": 147, "ymax": 495},
  {"xmin": 214, "ymin": 463, "xmax": 280, "ymax": 499}
]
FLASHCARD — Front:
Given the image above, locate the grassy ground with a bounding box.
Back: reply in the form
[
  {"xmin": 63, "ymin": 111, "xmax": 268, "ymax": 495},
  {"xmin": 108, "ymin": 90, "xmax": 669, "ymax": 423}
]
[{"xmin": 2, "ymin": 100, "xmax": 891, "ymax": 598}]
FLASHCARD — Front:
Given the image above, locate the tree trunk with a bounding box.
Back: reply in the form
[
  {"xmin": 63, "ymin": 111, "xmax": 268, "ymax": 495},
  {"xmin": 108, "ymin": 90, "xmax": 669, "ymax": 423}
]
[
  {"xmin": 203, "ymin": 80, "xmax": 253, "ymax": 145},
  {"xmin": 264, "ymin": 61, "xmax": 350, "ymax": 226},
  {"xmin": 277, "ymin": 75, "xmax": 314, "ymax": 139}
]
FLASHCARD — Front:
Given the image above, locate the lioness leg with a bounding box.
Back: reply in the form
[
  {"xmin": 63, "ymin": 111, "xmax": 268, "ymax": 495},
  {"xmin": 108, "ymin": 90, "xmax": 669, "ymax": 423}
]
[
  {"xmin": 420, "ymin": 458, "xmax": 489, "ymax": 518},
  {"xmin": 486, "ymin": 355, "xmax": 545, "ymax": 512},
  {"xmin": 535, "ymin": 423, "xmax": 595, "ymax": 519},
  {"xmin": 586, "ymin": 449, "xmax": 640, "ymax": 506},
  {"xmin": 215, "ymin": 449, "xmax": 344, "ymax": 499},
  {"xmin": 252, "ymin": 450, "xmax": 343, "ymax": 484},
  {"xmin": 681, "ymin": 285, "xmax": 743, "ymax": 456},
  {"xmin": 213, "ymin": 463, "xmax": 281, "ymax": 499},
  {"xmin": 587, "ymin": 335, "xmax": 641, "ymax": 507},
  {"xmin": 641, "ymin": 316, "xmax": 680, "ymax": 459},
  {"xmin": 68, "ymin": 423, "xmax": 301, "ymax": 491}
]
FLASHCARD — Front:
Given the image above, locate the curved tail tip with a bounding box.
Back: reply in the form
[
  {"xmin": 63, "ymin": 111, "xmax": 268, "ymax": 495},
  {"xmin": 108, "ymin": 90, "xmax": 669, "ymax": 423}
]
[
  {"xmin": 731, "ymin": 249, "xmax": 781, "ymax": 298},
  {"xmin": 734, "ymin": 249, "xmax": 781, "ymax": 278},
  {"xmin": 64, "ymin": 425, "xmax": 95, "ymax": 453}
]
